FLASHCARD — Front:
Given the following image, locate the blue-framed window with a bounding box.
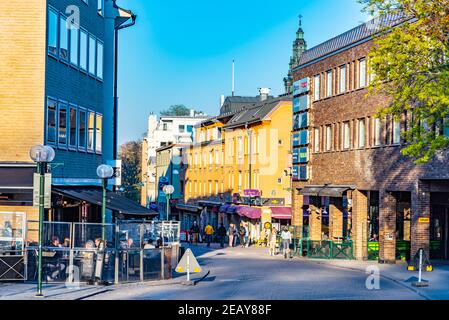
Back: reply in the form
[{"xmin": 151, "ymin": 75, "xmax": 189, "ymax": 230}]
[
  {"xmin": 46, "ymin": 98, "xmax": 57, "ymax": 144},
  {"xmin": 47, "ymin": 8, "xmax": 58, "ymax": 56},
  {"xmin": 69, "ymin": 24, "xmax": 79, "ymax": 66},
  {"xmin": 96, "ymin": 41, "xmax": 104, "ymax": 80},
  {"xmin": 68, "ymin": 105, "xmax": 78, "ymax": 149},
  {"xmin": 293, "ymin": 133, "xmax": 300, "ymax": 147},
  {"xmin": 95, "ymin": 113, "xmax": 102, "ymax": 154},
  {"xmin": 58, "ymin": 102, "xmax": 68, "ymax": 147},
  {"xmin": 299, "ymin": 129, "xmax": 308, "ymax": 145},
  {"xmin": 59, "ymin": 15, "xmax": 69, "ymax": 61},
  {"xmin": 98, "ymin": 0, "xmax": 104, "ymax": 16},
  {"xmin": 87, "ymin": 111, "xmax": 95, "ymax": 152},
  {"xmin": 80, "ymin": 29, "xmax": 88, "ymax": 71},
  {"xmin": 78, "ymin": 108, "xmax": 87, "ymax": 151},
  {"xmin": 88, "ymin": 35, "xmax": 96, "ymax": 76},
  {"xmin": 299, "ymin": 165, "xmax": 308, "ymax": 180}
]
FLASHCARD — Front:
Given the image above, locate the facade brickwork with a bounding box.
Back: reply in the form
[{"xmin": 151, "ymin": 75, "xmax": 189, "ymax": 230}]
[
  {"xmin": 351, "ymin": 190, "xmax": 368, "ymax": 260},
  {"xmin": 379, "ymin": 191, "xmax": 397, "ymax": 263}
]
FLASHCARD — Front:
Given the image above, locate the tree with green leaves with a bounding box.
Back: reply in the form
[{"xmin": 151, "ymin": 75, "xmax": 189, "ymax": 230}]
[
  {"xmin": 160, "ymin": 104, "xmax": 203, "ymax": 117},
  {"xmin": 359, "ymin": 0, "xmax": 449, "ymax": 163},
  {"xmin": 119, "ymin": 140, "xmax": 142, "ymax": 202}
]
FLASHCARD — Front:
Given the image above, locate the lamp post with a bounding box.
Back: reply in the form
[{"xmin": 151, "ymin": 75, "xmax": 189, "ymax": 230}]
[
  {"xmin": 97, "ymin": 164, "xmax": 114, "ymax": 239},
  {"xmin": 162, "ymin": 185, "xmax": 175, "ymax": 221},
  {"xmin": 30, "ymin": 145, "xmax": 55, "ymax": 297}
]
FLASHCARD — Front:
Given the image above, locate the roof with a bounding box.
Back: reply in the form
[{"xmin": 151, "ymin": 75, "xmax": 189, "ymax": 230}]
[
  {"xmin": 54, "ymin": 187, "xmax": 158, "ymax": 216},
  {"xmin": 295, "ymin": 13, "xmax": 408, "ymax": 69},
  {"xmin": 224, "ymin": 96, "xmax": 292, "ymax": 129}
]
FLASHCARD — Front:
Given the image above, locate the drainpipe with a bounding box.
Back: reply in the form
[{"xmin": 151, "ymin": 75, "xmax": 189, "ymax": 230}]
[{"xmin": 112, "ymin": 1, "xmax": 137, "ymax": 189}]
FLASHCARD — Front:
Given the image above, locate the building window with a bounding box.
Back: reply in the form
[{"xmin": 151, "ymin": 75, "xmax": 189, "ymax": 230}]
[
  {"xmin": 46, "ymin": 98, "xmax": 57, "ymax": 144},
  {"xmin": 325, "ymin": 125, "xmax": 332, "ymax": 151},
  {"xmin": 374, "ymin": 118, "xmax": 382, "ymax": 146},
  {"xmin": 238, "ymin": 173, "xmax": 242, "ymax": 192},
  {"xmin": 314, "ymin": 128, "xmax": 320, "ymax": 152},
  {"xmin": 88, "ymin": 35, "xmax": 96, "ymax": 76},
  {"xmin": 238, "ymin": 137, "xmax": 243, "ymax": 160},
  {"xmin": 96, "ymin": 41, "xmax": 103, "ymax": 80},
  {"xmin": 69, "ymin": 25, "xmax": 79, "ymax": 66},
  {"xmin": 96, "ymin": 114, "xmax": 102, "ymax": 153},
  {"xmin": 339, "ymin": 65, "xmax": 346, "ymax": 94},
  {"xmin": 343, "ymin": 122, "xmax": 350, "ymax": 149},
  {"xmin": 326, "ymin": 70, "xmax": 333, "ymax": 97},
  {"xmin": 163, "ymin": 122, "xmax": 168, "ymax": 131},
  {"xmin": 393, "ymin": 120, "xmax": 401, "ymax": 144},
  {"xmin": 87, "ymin": 111, "xmax": 95, "ymax": 151},
  {"xmin": 58, "ymin": 102, "xmax": 68, "ymax": 147},
  {"xmin": 358, "ymin": 119, "xmax": 366, "ymax": 148},
  {"xmin": 359, "ymin": 58, "xmax": 367, "ymax": 88},
  {"xmin": 314, "ymin": 75, "xmax": 320, "ymax": 101},
  {"xmin": 48, "ymin": 8, "xmax": 58, "ymax": 56},
  {"xmin": 80, "ymin": 29, "xmax": 88, "ymax": 71},
  {"xmin": 59, "ymin": 16, "xmax": 69, "ymax": 61},
  {"xmin": 179, "ymin": 125, "xmax": 185, "ymax": 133},
  {"xmin": 79, "ymin": 109, "xmax": 87, "ymax": 150},
  {"xmin": 97, "ymin": 0, "xmax": 104, "ymax": 16},
  {"xmin": 69, "ymin": 106, "xmax": 77, "ymax": 148}
]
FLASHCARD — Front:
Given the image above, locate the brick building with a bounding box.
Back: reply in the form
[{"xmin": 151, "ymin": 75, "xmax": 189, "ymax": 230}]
[
  {"xmin": 0, "ymin": 0, "xmax": 152, "ymax": 227},
  {"xmin": 291, "ymin": 14, "xmax": 449, "ymax": 262}
]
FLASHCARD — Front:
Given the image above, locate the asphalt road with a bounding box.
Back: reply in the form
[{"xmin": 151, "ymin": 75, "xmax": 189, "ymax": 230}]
[{"xmin": 87, "ymin": 245, "xmax": 424, "ymax": 300}]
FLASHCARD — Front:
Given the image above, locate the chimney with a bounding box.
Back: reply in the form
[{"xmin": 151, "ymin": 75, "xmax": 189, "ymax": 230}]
[
  {"xmin": 190, "ymin": 109, "xmax": 195, "ymax": 117},
  {"xmin": 259, "ymin": 87, "xmax": 271, "ymax": 101},
  {"xmin": 220, "ymin": 95, "xmax": 225, "ymax": 107}
]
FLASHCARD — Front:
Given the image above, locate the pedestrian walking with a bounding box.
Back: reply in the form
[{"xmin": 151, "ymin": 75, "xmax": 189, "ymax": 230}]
[
  {"xmin": 238, "ymin": 222, "xmax": 246, "ymax": 248},
  {"xmin": 204, "ymin": 224, "xmax": 214, "ymax": 247},
  {"xmin": 190, "ymin": 221, "xmax": 200, "ymax": 245},
  {"xmin": 281, "ymin": 227, "xmax": 292, "ymax": 259},
  {"xmin": 244, "ymin": 223, "xmax": 250, "ymax": 248},
  {"xmin": 268, "ymin": 227, "xmax": 278, "ymax": 256},
  {"xmin": 228, "ymin": 223, "xmax": 235, "ymax": 247},
  {"xmin": 217, "ymin": 223, "xmax": 227, "ymax": 248}
]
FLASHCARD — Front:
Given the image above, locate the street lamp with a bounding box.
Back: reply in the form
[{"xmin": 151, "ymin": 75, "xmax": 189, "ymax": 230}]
[
  {"xmin": 162, "ymin": 185, "xmax": 175, "ymax": 221},
  {"xmin": 29, "ymin": 145, "xmax": 55, "ymax": 297},
  {"xmin": 97, "ymin": 164, "xmax": 114, "ymax": 238}
]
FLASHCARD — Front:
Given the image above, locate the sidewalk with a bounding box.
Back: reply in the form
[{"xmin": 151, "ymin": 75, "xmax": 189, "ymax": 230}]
[{"xmin": 305, "ymin": 258, "xmax": 449, "ymax": 300}]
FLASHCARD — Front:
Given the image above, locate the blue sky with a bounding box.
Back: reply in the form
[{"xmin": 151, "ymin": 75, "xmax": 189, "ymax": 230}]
[{"xmin": 117, "ymin": 0, "xmax": 370, "ymax": 144}]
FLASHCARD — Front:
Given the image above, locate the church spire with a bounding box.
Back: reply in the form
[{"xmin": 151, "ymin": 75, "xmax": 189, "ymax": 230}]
[{"xmin": 284, "ymin": 14, "xmax": 307, "ymax": 94}]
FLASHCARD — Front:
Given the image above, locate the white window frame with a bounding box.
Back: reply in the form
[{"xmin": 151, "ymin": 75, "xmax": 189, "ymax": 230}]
[
  {"xmin": 393, "ymin": 120, "xmax": 401, "ymax": 145},
  {"xmin": 343, "ymin": 122, "xmax": 350, "ymax": 149},
  {"xmin": 314, "ymin": 128, "xmax": 320, "ymax": 153},
  {"xmin": 314, "ymin": 74, "xmax": 320, "ymax": 101},
  {"xmin": 326, "ymin": 70, "xmax": 333, "ymax": 97},
  {"xmin": 374, "ymin": 118, "xmax": 382, "ymax": 146},
  {"xmin": 359, "ymin": 58, "xmax": 367, "ymax": 88},
  {"xmin": 339, "ymin": 65, "xmax": 346, "ymax": 94},
  {"xmin": 358, "ymin": 119, "xmax": 366, "ymax": 148},
  {"xmin": 325, "ymin": 125, "xmax": 332, "ymax": 151}
]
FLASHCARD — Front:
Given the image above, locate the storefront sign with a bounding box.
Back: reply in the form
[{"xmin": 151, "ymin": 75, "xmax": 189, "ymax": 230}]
[
  {"xmin": 293, "ymin": 77, "xmax": 310, "ymax": 96},
  {"xmin": 33, "ymin": 173, "xmax": 52, "ymax": 209},
  {"xmin": 293, "ymin": 95, "xmax": 310, "ymax": 113},
  {"xmin": 244, "ymin": 189, "xmax": 261, "ymax": 197},
  {"xmin": 419, "ymin": 217, "xmax": 430, "ymax": 223}
]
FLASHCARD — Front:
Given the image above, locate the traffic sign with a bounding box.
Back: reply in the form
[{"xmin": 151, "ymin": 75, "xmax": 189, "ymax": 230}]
[{"xmin": 175, "ymin": 248, "xmax": 201, "ymax": 274}]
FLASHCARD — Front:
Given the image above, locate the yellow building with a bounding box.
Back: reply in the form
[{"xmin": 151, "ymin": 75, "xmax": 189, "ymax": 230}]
[{"xmin": 181, "ymin": 96, "xmax": 293, "ymax": 239}]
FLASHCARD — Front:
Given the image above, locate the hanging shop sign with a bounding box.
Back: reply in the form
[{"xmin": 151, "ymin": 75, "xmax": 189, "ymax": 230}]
[{"xmin": 293, "ymin": 77, "xmax": 310, "ymax": 96}]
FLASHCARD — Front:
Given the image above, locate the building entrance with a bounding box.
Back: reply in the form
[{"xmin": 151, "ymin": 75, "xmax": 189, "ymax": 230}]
[{"xmin": 430, "ymin": 192, "xmax": 449, "ymax": 260}]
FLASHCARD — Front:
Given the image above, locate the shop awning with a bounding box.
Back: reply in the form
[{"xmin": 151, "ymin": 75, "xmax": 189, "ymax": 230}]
[
  {"xmin": 270, "ymin": 207, "xmax": 292, "ymax": 220},
  {"xmin": 299, "ymin": 185, "xmax": 355, "ymax": 197},
  {"xmin": 198, "ymin": 200, "xmax": 223, "ymax": 207},
  {"xmin": 175, "ymin": 204, "xmax": 202, "ymax": 213},
  {"xmin": 0, "ymin": 165, "xmax": 36, "ymax": 189},
  {"xmin": 53, "ymin": 187, "xmax": 157, "ymax": 216},
  {"xmin": 236, "ymin": 206, "xmax": 261, "ymax": 219}
]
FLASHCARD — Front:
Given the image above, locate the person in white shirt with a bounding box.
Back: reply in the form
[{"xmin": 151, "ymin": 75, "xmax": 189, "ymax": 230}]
[{"xmin": 281, "ymin": 227, "xmax": 292, "ymax": 259}]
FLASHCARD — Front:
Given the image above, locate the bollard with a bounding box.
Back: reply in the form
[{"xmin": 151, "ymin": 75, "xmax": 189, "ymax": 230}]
[{"xmin": 412, "ymin": 248, "xmax": 429, "ymax": 287}]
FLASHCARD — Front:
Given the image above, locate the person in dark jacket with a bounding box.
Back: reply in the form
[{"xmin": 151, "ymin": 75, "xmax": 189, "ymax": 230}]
[
  {"xmin": 189, "ymin": 221, "xmax": 200, "ymax": 245},
  {"xmin": 217, "ymin": 224, "xmax": 227, "ymax": 248}
]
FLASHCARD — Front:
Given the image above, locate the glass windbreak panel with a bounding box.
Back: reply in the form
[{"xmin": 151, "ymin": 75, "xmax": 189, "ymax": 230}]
[
  {"xmin": 48, "ymin": 9, "xmax": 58, "ymax": 55},
  {"xmin": 118, "ymin": 223, "xmax": 142, "ymax": 249},
  {"xmin": 80, "ymin": 30, "xmax": 88, "ymax": 70},
  {"xmin": 70, "ymin": 26, "xmax": 79, "ymax": 65},
  {"xmin": 59, "ymin": 16, "xmax": 69, "ymax": 60},
  {"xmin": 96, "ymin": 41, "xmax": 103, "ymax": 79},
  {"xmin": 41, "ymin": 222, "xmax": 71, "ymax": 248},
  {"xmin": 87, "ymin": 112, "xmax": 95, "ymax": 150},
  {"xmin": 58, "ymin": 103, "xmax": 68, "ymax": 146},
  {"xmin": 88, "ymin": 36, "xmax": 96, "ymax": 75},
  {"xmin": 73, "ymin": 223, "xmax": 115, "ymax": 249},
  {"xmin": 47, "ymin": 98, "xmax": 57, "ymax": 143},
  {"xmin": 78, "ymin": 109, "xmax": 87, "ymax": 149},
  {"xmin": 69, "ymin": 107, "xmax": 77, "ymax": 147},
  {"xmin": 0, "ymin": 212, "xmax": 26, "ymax": 251}
]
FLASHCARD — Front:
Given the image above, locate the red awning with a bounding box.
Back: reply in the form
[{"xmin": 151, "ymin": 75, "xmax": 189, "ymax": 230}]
[
  {"xmin": 236, "ymin": 206, "xmax": 261, "ymax": 219},
  {"xmin": 270, "ymin": 207, "xmax": 292, "ymax": 220}
]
